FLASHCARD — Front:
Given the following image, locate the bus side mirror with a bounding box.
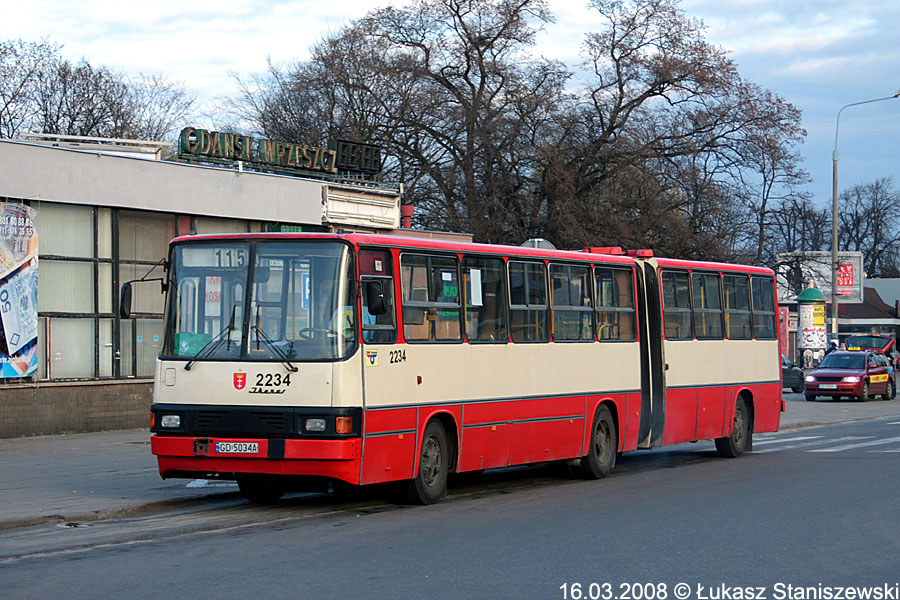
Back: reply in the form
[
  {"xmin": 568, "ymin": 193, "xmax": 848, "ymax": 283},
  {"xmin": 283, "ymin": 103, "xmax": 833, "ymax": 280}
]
[
  {"xmin": 120, "ymin": 282, "xmax": 133, "ymax": 319},
  {"xmin": 363, "ymin": 280, "xmax": 388, "ymax": 316}
]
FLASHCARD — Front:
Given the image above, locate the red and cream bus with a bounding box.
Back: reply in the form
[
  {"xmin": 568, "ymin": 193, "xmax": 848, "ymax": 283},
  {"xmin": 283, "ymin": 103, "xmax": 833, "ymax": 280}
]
[{"xmin": 127, "ymin": 233, "xmax": 783, "ymax": 504}]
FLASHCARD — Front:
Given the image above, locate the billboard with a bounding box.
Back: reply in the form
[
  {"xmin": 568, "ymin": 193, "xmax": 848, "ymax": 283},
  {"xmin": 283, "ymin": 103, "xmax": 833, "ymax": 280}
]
[
  {"xmin": 775, "ymin": 251, "xmax": 864, "ymax": 304},
  {"xmin": 0, "ymin": 203, "xmax": 38, "ymax": 378}
]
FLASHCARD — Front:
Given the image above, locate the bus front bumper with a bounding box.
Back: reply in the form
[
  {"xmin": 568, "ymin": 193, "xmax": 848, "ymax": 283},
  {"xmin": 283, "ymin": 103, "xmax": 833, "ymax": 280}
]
[{"xmin": 151, "ymin": 435, "xmax": 361, "ymax": 483}]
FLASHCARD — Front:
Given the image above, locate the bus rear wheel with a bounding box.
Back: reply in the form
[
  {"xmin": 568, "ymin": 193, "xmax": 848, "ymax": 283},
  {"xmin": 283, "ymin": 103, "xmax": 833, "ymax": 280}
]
[
  {"xmin": 237, "ymin": 475, "xmax": 286, "ymax": 503},
  {"xmin": 579, "ymin": 405, "xmax": 617, "ymax": 479},
  {"xmin": 403, "ymin": 421, "xmax": 449, "ymax": 505},
  {"xmin": 715, "ymin": 397, "xmax": 750, "ymax": 458}
]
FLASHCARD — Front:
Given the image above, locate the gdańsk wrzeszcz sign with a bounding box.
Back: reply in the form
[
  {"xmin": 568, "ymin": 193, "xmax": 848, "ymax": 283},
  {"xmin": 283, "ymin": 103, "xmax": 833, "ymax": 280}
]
[{"xmin": 178, "ymin": 127, "xmax": 381, "ymax": 178}]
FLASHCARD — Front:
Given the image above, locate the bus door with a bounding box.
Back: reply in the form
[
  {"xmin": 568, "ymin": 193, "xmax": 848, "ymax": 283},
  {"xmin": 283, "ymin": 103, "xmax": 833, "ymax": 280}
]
[{"xmin": 635, "ymin": 259, "xmax": 666, "ymax": 448}]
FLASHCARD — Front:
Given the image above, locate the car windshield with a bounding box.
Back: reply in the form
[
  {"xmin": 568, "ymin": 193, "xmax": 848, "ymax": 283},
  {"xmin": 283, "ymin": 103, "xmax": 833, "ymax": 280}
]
[
  {"xmin": 818, "ymin": 354, "xmax": 865, "ymax": 370},
  {"xmin": 845, "ymin": 335, "xmax": 891, "ymax": 350},
  {"xmin": 163, "ymin": 240, "xmax": 356, "ymax": 362}
]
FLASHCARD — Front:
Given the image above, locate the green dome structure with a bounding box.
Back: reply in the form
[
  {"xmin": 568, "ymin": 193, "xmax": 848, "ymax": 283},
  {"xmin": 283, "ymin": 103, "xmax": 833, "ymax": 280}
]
[{"xmin": 795, "ymin": 287, "xmax": 828, "ymax": 303}]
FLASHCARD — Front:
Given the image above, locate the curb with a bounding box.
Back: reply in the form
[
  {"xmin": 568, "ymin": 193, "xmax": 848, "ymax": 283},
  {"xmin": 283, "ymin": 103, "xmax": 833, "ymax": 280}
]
[{"xmin": 0, "ymin": 491, "xmax": 242, "ymax": 533}]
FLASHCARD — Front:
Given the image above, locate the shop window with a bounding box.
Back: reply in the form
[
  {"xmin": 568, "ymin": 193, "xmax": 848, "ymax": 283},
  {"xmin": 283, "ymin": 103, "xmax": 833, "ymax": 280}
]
[
  {"xmin": 32, "ymin": 203, "xmax": 94, "ymax": 258},
  {"xmin": 48, "ymin": 319, "xmax": 95, "ymax": 379},
  {"xmin": 194, "ymin": 217, "xmax": 249, "ymax": 234},
  {"xmin": 119, "ymin": 211, "xmax": 174, "ymax": 262},
  {"xmin": 136, "ymin": 319, "xmax": 163, "ymax": 377},
  {"xmin": 99, "ymin": 318, "xmax": 113, "ymax": 377},
  {"xmin": 38, "ymin": 261, "xmax": 94, "ymax": 313}
]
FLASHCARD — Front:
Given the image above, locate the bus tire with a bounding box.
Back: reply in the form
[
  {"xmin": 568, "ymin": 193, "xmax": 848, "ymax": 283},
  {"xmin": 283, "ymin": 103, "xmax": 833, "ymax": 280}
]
[
  {"xmin": 579, "ymin": 404, "xmax": 617, "ymax": 479},
  {"xmin": 403, "ymin": 420, "xmax": 449, "ymax": 505},
  {"xmin": 715, "ymin": 397, "xmax": 750, "ymax": 458},
  {"xmin": 237, "ymin": 475, "xmax": 286, "ymax": 503}
]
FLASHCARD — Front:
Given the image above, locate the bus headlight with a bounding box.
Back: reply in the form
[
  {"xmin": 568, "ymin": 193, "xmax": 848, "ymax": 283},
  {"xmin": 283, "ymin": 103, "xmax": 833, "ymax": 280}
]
[
  {"xmin": 305, "ymin": 418, "xmax": 327, "ymax": 432},
  {"xmin": 160, "ymin": 415, "xmax": 181, "ymax": 428}
]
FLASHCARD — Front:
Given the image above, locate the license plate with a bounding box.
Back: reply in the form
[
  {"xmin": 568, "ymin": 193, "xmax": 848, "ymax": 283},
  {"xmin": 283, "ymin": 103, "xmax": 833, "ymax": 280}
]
[
  {"xmin": 214, "ymin": 442, "xmax": 259, "ymax": 454},
  {"xmin": 819, "ymin": 383, "xmax": 837, "ymax": 389}
]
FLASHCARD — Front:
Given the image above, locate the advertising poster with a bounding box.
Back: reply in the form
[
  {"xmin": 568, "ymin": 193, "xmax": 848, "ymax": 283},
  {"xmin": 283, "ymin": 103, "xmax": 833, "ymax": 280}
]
[{"xmin": 0, "ymin": 203, "xmax": 38, "ymax": 378}]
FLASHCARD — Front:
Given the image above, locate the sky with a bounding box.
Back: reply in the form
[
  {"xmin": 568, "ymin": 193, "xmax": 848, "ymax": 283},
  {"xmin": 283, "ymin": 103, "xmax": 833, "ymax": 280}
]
[{"xmin": 3, "ymin": 0, "xmax": 900, "ymax": 211}]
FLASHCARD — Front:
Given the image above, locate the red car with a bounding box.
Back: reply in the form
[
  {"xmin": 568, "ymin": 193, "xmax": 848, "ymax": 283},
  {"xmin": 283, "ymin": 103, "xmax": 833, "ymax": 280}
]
[{"xmin": 804, "ymin": 350, "xmax": 893, "ymax": 402}]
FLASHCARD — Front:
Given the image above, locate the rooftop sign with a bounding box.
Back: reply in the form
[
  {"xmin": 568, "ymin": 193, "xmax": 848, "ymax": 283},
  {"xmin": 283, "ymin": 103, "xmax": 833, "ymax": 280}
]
[{"xmin": 177, "ymin": 128, "xmax": 382, "ymax": 179}]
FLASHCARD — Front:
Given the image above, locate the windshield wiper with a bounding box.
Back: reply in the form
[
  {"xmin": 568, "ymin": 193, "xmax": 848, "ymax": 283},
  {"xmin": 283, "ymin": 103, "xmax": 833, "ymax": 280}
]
[
  {"xmin": 252, "ymin": 307, "xmax": 298, "ymax": 372},
  {"xmin": 184, "ymin": 307, "xmax": 237, "ymax": 371}
]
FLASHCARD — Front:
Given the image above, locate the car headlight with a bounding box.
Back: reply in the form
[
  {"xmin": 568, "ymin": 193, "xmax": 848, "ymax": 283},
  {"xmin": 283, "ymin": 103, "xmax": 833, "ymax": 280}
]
[
  {"xmin": 843, "ymin": 376, "xmax": 860, "ymax": 383},
  {"xmin": 805, "ymin": 375, "xmax": 816, "ymax": 383}
]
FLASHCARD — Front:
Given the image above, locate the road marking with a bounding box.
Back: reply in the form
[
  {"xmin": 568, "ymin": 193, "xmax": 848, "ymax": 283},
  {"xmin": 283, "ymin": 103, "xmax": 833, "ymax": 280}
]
[
  {"xmin": 809, "ymin": 435, "xmax": 900, "ymax": 453},
  {"xmin": 754, "ymin": 436, "xmax": 869, "ymax": 454},
  {"xmin": 888, "ymin": 421, "xmax": 900, "ymax": 425},
  {"xmin": 754, "ymin": 435, "xmax": 822, "ymax": 446},
  {"xmin": 869, "ymin": 449, "xmax": 900, "ymax": 453}
]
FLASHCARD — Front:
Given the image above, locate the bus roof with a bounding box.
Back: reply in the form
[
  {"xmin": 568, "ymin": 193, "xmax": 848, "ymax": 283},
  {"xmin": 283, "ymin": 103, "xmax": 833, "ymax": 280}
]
[{"xmin": 170, "ymin": 232, "xmax": 773, "ymax": 274}]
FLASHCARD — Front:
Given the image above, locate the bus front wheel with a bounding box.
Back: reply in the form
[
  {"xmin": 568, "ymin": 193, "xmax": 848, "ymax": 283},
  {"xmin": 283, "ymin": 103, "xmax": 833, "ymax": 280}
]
[
  {"xmin": 715, "ymin": 397, "xmax": 750, "ymax": 458},
  {"xmin": 579, "ymin": 404, "xmax": 617, "ymax": 479},
  {"xmin": 403, "ymin": 421, "xmax": 449, "ymax": 504}
]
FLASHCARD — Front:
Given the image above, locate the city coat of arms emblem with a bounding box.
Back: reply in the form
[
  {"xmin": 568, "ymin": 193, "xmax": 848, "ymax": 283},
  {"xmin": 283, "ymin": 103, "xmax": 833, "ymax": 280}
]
[{"xmin": 233, "ymin": 373, "xmax": 247, "ymax": 390}]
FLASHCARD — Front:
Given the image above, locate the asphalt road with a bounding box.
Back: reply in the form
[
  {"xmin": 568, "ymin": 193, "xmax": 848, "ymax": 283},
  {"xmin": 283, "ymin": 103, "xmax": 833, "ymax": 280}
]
[{"xmin": 3, "ymin": 415, "xmax": 899, "ymax": 600}]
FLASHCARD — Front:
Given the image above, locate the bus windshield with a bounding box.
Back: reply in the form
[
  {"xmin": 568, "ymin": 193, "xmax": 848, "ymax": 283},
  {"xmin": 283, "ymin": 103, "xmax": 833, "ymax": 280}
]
[{"xmin": 163, "ymin": 240, "xmax": 356, "ymax": 362}]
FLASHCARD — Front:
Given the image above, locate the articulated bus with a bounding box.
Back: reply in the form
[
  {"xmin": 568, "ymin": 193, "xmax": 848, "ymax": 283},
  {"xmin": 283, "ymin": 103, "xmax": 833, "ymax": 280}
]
[{"xmin": 130, "ymin": 233, "xmax": 783, "ymax": 504}]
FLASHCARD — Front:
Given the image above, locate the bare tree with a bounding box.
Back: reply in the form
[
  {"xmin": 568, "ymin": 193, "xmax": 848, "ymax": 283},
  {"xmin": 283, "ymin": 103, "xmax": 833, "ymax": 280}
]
[
  {"xmin": 0, "ymin": 39, "xmax": 58, "ymax": 138},
  {"xmin": 1, "ymin": 39, "xmax": 195, "ymax": 141},
  {"xmin": 839, "ymin": 177, "xmax": 900, "ymax": 277}
]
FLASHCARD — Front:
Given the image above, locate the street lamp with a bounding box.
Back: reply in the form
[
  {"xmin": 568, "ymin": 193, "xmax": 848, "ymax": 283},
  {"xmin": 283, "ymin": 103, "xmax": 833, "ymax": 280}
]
[{"xmin": 830, "ymin": 88, "xmax": 900, "ymax": 340}]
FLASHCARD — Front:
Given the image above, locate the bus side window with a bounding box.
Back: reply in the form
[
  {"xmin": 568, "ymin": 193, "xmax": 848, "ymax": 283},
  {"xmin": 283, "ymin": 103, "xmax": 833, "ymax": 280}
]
[
  {"xmin": 723, "ymin": 274, "xmax": 752, "ymax": 339},
  {"xmin": 463, "ymin": 256, "xmax": 508, "ymax": 343},
  {"xmin": 550, "ymin": 263, "xmax": 593, "ymax": 342},
  {"xmin": 692, "ymin": 272, "xmax": 723, "ymax": 339},
  {"xmin": 508, "ymin": 261, "xmax": 548, "ymax": 342},
  {"xmin": 400, "ymin": 253, "xmax": 462, "ymax": 342},
  {"xmin": 361, "ymin": 278, "xmax": 396, "ymax": 343},
  {"xmin": 661, "ymin": 270, "xmax": 692, "ymax": 340},
  {"xmin": 595, "ymin": 267, "xmax": 636, "ymax": 341},
  {"xmin": 359, "ymin": 249, "xmax": 396, "ymax": 344},
  {"xmin": 750, "ymin": 276, "xmax": 777, "ymax": 339}
]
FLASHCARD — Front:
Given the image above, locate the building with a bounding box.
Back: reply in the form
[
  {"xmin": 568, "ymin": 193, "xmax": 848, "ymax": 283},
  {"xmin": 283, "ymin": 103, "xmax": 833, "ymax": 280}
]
[{"xmin": 0, "ymin": 133, "xmax": 440, "ymax": 437}]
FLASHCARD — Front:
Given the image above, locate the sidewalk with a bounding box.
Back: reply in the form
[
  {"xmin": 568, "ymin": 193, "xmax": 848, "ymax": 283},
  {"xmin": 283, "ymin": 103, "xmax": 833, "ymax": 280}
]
[{"xmin": 2, "ymin": 396, "xmax": 899, "ymax": 531}]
